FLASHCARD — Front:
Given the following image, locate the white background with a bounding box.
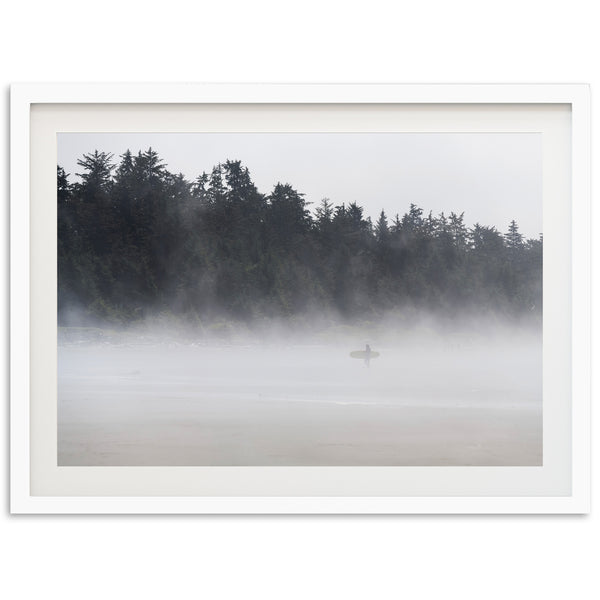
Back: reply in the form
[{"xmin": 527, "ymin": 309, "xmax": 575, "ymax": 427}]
[{"xmin": 1, "ymin": 2, "xmax": 597, "ymax": 599}]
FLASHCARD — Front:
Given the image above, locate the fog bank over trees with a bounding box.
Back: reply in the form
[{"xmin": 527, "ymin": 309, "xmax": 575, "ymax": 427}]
[{"xmin": 57, "ymin": 148, "xmax": 542, "ymax": 334}]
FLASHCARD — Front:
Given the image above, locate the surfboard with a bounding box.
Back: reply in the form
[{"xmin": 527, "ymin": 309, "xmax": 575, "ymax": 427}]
[{"xmin": 350, "ymin": 350, "xmax": 380, "ymax": 359}]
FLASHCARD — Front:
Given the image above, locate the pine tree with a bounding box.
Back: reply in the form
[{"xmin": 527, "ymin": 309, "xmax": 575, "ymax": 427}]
[
  {"xmin": 505, "ymin": 220, "xmax": 524, "ymax": 250},
  {"xmin": 57, "ymin": 166, "xmax": 71, "ymax": 204},
  {"xmin": 375, "ymin": 210, "xmax": 390, "ymax": 243},
  {"xmin": 315, "ymin": 198, "xmax": 334, "ymax": 228},
  {"xmin": 74, "ymin": 150, "xmax": 115, "ymax": 200}
]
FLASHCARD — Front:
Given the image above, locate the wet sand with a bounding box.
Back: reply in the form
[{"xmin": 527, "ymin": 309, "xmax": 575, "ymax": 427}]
[{"xmin": 58, "ymin": 342, "xmax": 542, "ymax": 466}]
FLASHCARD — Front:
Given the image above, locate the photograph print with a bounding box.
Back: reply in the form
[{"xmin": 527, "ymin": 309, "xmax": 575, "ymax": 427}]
[{"xmin": 57, "ymin": 132, "xmax": 542, "ymax": 466}]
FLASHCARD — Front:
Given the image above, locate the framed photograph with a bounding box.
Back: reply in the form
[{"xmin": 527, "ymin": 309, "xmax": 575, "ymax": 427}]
[{"xmin": 10, "ymin": 84, "xmax": 590, "ymax": 513}]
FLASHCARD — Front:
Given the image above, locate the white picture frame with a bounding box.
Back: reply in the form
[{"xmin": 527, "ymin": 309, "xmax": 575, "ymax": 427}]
[{"xmin": 10, "ymin": 83, "xmax": 591, "ymax": 514}]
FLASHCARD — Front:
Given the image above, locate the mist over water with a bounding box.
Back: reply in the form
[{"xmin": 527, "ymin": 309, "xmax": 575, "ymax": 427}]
[{"xmin": 58, "ymin": 317, "xmax": 542, "ymax": 466}]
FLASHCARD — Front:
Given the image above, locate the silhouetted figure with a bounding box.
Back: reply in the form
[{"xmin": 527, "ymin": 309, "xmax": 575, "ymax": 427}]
[{"xmin": 364, "ymin": 343, "xmax": 372, "ymax": 367}]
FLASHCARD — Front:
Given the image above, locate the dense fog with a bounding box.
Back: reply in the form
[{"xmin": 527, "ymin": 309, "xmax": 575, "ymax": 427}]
[{"xmin": 58, "ymin": 320, "xmax": 542, "ymax": 466}]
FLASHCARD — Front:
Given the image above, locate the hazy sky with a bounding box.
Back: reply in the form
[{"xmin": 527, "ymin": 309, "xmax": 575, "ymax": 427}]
[{"xmin": 58, "ymin": 133, "xmax": 542, "ymax": 238}]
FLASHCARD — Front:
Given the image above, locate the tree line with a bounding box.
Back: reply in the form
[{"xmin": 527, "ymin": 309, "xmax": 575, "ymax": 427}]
[{"xmin": 57, "ymin": 148, "xmax": 542, "ymax": 326}]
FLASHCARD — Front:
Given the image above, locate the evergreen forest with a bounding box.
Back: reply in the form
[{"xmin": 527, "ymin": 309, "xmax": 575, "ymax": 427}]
[{"xmin": 57, "ymin": 148, "xmax": 542, "ymax": 331}]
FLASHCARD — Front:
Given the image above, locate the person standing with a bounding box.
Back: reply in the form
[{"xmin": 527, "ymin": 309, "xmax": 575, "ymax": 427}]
[{"xmin": 364, "ymin": 343, "xmax": 372, "ymax": 367}]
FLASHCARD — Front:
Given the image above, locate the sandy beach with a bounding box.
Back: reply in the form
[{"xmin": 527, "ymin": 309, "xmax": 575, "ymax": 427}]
[{"xmin": 58, "ymin": 340, "xmax": 542, "ymax": 466}]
